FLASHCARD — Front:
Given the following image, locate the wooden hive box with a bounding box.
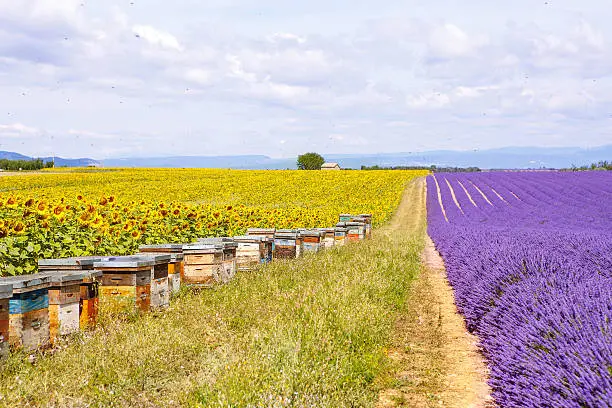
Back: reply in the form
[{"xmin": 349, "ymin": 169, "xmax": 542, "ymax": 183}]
[
  {"xmin": 182, "ymin": 244, "xmax": 224, "ymax": 287},
  {"xmin": 319, "ymin": 228, "xmax": 336, "ymax": 249},
  {"xmin": 38, "ymin": 259, "xmax": 102, "ymax": 331},
  {"xmin": 42, "ymin": 272, "xmax": 84, "ymax": 344},
  {"xmin": 94, "ymin": 257, "xmax": 153, "ymax": 313},
  {"xmin": 197, "ymin": 238, "xmax": 238, "ymax": 283},
  {"xmin": 334, "ymin": 224, "xmax": 348, "ymax": 246},
  {"xmin": 339, "ymin": 214, "xmax": 355, "ymax": 223},
  {"xmin": 358, "ymin": 214, "xmax": 373, "ymax": 239},
  {"xmin": 139, "ymin": 244, "xmax": 185, "ymax": 295},
  {"xmin": 273, "ymin": 230, "xmax": 299, "ymax": 260},
  {"xmin": 133, "ymin": 253, "xmax": 170, "ymax": 311},
  {"xmin": 233, "ymin": 236, "xmax": 266, "ymax": 272},
  {"xmin": 0, "ymin": 284, "xmax": 13, "ymax": 359},
  {"xmin": 300, "ymin": 230, "xmax": 323, "ymax": 253},
  {"xmin": 2, "ymin": 274, "xmax": 51, "ymax": 351},
  {"xmin": 345, "ymin": 221, "xmax": 366, "ymax": 242},
  {"xmin": 246, "ymin": 228, "xmax": 276, "ymax": 253}
]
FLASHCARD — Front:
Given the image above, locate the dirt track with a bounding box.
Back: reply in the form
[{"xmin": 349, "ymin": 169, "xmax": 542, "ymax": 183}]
[{"xmin": 377, "ymin": 177, "xmax": 492, "ymax": 408}]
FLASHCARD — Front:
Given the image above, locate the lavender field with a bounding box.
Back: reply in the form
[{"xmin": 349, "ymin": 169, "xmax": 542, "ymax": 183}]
[{"xmin": 427, "ymin": 171, "xmax": 612, "ymax": 407}]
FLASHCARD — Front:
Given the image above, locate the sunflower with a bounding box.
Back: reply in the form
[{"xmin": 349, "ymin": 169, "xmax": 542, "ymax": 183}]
[
  {"xmin": 131, "ymin": 230, "xmax": 141, "ymax": 239},
  {"xmin": 12, "ymin": 222, "xmax": 25, "ymax": 234}
]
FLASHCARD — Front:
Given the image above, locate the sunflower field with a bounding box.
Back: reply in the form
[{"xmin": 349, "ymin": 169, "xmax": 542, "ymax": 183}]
[{"xmin": 0, "ymin": 168, "xmax": 425, "ymax": 275}]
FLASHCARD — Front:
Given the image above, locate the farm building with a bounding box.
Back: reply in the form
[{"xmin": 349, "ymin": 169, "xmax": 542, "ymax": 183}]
[{"xmin": 321, "ymin": 162, "xmax": 341, "ymax": 170}]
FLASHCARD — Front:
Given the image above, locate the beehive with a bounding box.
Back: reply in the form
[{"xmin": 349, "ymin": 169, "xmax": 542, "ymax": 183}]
[
  {"xmin": 334, "ymin": 224, "xmax": 348, "ymax": 246},
  {"xmin": 339, "ymin": 214, "xmax": 354, "ymax": 222},
  {"xmin": 0, "ymin": 284, "xmax": 13, "ymax": 358},
  {"xmin": 133, "ymin": 253, "xmax": 171, "ymax": 311},
  {"xmin": 197, "ymin": 238, "xmax": 238, "ymax": 283},
  {"xmin": 273, "ymin": 230, "xmax": 300, "ymax": 259},
  {"xmin": 43, "ymin": 272, "xmax": 83, "ymax": 344},
  {"xmin": 182, "ymin": 244, "xmax": 224, "ymax": 287},
  {"xmin": 233, "ymin": 235, "xmax": 271, "ymax": 271},
  {"xmin": 94, "ymin": 257, "xmax": 153, "ymax": 312},
  {"xmin": 359, "ymin": 214, "xmax": 373, "ymax": 238},
  {"xmin": 3, "ymin": 274, "xmax": 51, "ymax": 351},
  {"xmin": 343, "ymin": 220, "xmax": 366, "ymax": 241},
  {"xmin": 300, "ymin": 230, "xmax": 323, "ymax": 253},
  {"xmin": 319, "ymin": 228, "xmax": 336, "ymax": 248},
  {"xmin": 246, "ymin": 228, "xmax": 276, "ymax": 255},
  {"xmin": 138, "ymin": 244, "xmax": 185, "ymax": 294},
  {"xmin": 38, "ymin": 259, "xmax": 102, "ymax": 331}
]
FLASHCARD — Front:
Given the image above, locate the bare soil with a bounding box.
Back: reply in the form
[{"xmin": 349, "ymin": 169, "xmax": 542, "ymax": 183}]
[{"xmin": 377, "ymin": 177, "xmax": 492, "ymax": 408}]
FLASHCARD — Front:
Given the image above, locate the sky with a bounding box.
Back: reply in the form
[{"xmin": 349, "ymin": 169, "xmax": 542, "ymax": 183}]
[{"xmin": 0, "ymin": 0, "xmax": 611, "ymax": 159}]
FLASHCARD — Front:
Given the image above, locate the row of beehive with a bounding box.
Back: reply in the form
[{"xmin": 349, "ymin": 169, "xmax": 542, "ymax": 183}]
[{"xmin": 0, "ymin": 213, "xmax": 371, "ymax": 355}]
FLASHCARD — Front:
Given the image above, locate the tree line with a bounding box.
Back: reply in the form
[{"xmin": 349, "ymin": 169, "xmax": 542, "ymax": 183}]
[{"xmin": 0, "ymin": 158, "xmax": 54, "ymax": 171}]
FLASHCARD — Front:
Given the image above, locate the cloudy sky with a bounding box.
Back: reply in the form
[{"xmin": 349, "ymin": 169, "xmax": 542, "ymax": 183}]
[{"xmin": 0, "ymin": 0, "xmax": 611, "ymax": 159}]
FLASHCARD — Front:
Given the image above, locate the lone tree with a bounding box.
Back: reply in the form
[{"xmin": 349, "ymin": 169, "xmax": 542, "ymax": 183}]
[{"xmin": 297, "ymin": 152, "xmax": 325, "ymax": 170}]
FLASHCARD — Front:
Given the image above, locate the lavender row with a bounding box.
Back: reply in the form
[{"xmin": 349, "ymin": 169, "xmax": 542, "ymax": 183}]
[{"xmin": 427, "ymin": 171, "xmax": 612, "ymax": 407}]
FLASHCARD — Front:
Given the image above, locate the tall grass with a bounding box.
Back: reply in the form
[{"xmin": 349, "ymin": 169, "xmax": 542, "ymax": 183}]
[{"xmin": 0, "ymin": 223, "xmax": 423, "ymax": 407}]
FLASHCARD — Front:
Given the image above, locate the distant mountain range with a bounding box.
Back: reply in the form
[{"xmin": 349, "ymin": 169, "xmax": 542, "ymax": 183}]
[
  {"xmin": 103, "ymin": 145, "xmax": 612, "ymax": 169},
  {"xmin": 2, "ymin": 145, "xmax": 611, "ymax": 170},
  {"xmin": 0, "ymin": 151, "xmax": 100, "ymax": 167}
]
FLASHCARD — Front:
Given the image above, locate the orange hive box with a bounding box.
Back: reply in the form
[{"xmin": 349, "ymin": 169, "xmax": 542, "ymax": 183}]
[
  {"xmin": 93, "ymin": 256, "xmax": 153, "ymax": 313},
  {"xmin": 38, "ymin": 258, "xmax": 102, "ymax": 331}
]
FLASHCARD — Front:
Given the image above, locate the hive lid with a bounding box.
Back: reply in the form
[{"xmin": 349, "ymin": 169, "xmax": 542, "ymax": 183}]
[
  {"xmin": 318, "ymin": 227, "xmax": 336, "ymax": 233},
  {"xmin": 300, "ymin": 230, "xmax": 322, "ymax": 237},
  {"xmin": 182, "ymin": 243, "xmax": 223, "ymax": 253},
  {"xmin": 130, "ymin": 253, "xmax": 171, "ymax": 264},
  {"xmin": 246, "ymin": 228, "xmax": 276, "ymax": 234},
  {"xmin": 197, "ymin": 237, "xmax": 238, "ymax": 249},
  {"xmin": 39, "ymin": 271, "xmax": 87, "ymax": 285},
  {"xmin": 233, "ymin": 235, "xmax": 265, "ymax": 242},
  {"xmin": 0, "ymin": 273, "xmax": 52, "ymax": 291},
  {"xmin": 138, "ymin": 243, "xmax": 185, "ymax": 253},
  {"xmin": 93, "ymin": 256, "xmax": 155, "ymax": 269},
  {"xmin": 135, "ymin": 252, "xmax": 183, "ymax": 262},
  {"xmin": 0, "ymin": 284, "xmax": 13, "ymax": 299},
  {"xmin": 38, "ymin": 256, "xmax": 102, "ymax": 268}
]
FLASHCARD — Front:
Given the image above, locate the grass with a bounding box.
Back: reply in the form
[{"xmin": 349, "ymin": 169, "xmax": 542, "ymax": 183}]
[{"xmin": 0, "ymin": 188, "xmax": 426, "ymax": 407}]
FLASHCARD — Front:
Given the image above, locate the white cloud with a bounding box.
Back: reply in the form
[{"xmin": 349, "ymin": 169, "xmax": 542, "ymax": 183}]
[{"xmin": 132, "ymin": 25, "xmax": 183, "ymax": 51}]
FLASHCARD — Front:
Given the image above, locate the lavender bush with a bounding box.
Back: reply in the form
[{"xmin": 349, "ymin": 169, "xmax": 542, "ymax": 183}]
[{"xmin": 427, "ymin": 171, "xmax": 612, "ymax": 407}]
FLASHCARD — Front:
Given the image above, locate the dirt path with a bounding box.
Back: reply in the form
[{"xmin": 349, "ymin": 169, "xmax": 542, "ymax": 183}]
[{"xmin": 377, "ymin": 177, "xmax": 492, "ymax": 408}]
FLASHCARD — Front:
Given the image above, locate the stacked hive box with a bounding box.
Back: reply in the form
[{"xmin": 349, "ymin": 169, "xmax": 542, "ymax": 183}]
[
  {"xmin": 197, "ymin": 238, "xmax": 238, "ymax": 283},
  {"xmin": 94, "ymin": 256, "xmax": 152, "ymax": 312},
  {"xmin": 132, "ymin": 254, "xmax": 171, "ymax": 311},
  {"xmin": 182, "ymin": 243, "xmax": 224, "ymax": 287},
  {"xmin": 246, "ymin": 228, "xmax": 276, "ymax": 260},
  {"xmin": 346, "ymin": 221, "xmax": 366, "ymax": 241},
  {"xmin": 38, "ymin": 257, "xmax": 102, "ymax": 330},
  {"xmin": 334, "ymin": 224, "xmax": 349, "ymax": 245},
  {"xmin": 138, "ymin": 244, "xmax": 184, "ymax": 294},
  {"xmin": 233, "ymin": 236, "xmax": 271, "ymax": 271},
  {"xmin": 273, "ymin": 230, "xmax": 301, "ymax": 259},
  {"xmin": 45, "ymin": 272, "xmax": 83, "ymax": 344},
  {"xmin": 4, "ymin": 274, "xmax": 51, "ymax": 350},
  {"xmin": 359, "ymin": 214, "xmax": 373, "ymax": 238},
  {"xmin": 0, "ymin": 284, "xmax": 12, "ymax": 358},
  {"xmin": 319, "ymin": 228, "xmax": 336, "ymax": 249},
  {"xmin": 300, "ymin": 230, "xmax": 323, "ymax": 253}
]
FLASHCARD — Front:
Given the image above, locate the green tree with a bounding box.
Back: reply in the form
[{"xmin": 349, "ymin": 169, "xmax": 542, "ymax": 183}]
[{"xmin": 296, "ymin": 152, "xmax": 325, "ymax": 170}]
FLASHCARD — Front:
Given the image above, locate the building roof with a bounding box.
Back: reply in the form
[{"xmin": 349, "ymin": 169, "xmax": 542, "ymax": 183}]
[{"xmin": 321, "ymin": 162, "xmax": 340, "ymax": 168}]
